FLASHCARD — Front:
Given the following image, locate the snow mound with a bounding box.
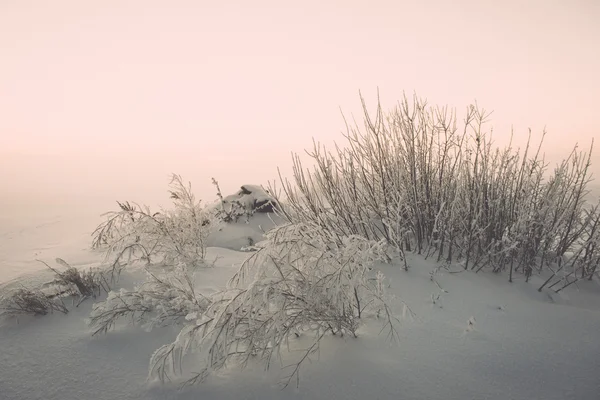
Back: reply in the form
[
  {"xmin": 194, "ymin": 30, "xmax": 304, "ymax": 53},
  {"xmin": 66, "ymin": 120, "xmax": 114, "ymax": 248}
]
[
  {"xmin": 205, "ymin": 185, "xmax": 284, "ymax": 251},
  {"xmin": 205, "ymin": 213, "xmax": 283, "ymax": 251}
]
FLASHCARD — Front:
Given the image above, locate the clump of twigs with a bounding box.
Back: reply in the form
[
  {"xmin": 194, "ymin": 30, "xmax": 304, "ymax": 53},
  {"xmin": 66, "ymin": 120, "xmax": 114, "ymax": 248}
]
[
  {"xmin": 0, "ymin": 287, "xmax": 69, "ymax": 318},
  {"xmin": 39, "ymin": 258, "xmax": 111, "ymax": 305},
  {"xmin": 211, "ymin": 178, "xmax": 249, "ymax": 223}
]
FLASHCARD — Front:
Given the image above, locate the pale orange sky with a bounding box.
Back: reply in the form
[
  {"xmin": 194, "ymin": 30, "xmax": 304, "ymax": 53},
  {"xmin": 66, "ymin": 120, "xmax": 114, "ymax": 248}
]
[{"xmin": 1, "ymin": 0, "xmax": 599, "ymax": 212}]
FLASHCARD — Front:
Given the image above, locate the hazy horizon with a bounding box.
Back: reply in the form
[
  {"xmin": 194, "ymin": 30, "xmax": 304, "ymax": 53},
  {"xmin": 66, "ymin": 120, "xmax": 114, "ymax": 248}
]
[{"xmin": 2, "ymin": 0, "xmax": 599, "ymax": 215}]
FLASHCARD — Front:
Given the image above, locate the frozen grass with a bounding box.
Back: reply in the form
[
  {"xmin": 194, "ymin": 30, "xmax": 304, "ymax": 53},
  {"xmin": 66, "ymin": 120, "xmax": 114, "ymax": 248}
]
[
  {"xmin": 0, "ymin": 258, "xmax": 110, "ymax": 319},
  {"xmin": 39, "ymin": 258, "xmax": 111, "ymax": 301}
]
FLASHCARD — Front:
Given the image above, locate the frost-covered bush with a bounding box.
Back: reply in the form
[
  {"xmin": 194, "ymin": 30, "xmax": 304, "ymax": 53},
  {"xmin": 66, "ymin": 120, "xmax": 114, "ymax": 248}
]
[
  {"xmin": 537, "ymin": 201, "xmax": 600, "ymax": 292},
  {"xmin": 272, "ymin": 92, "xmax": 597, "ymax": 285},
  {"xmin": 92, "ymin": 174, "xmax": 214, "ymax": 274},
  {"xmin": 147, "ymin": 221, "xmax": 403, "ymax": 387},
  {"xmin": 88, "ymin": 265, "xmax": 211, "ymax": 335}
]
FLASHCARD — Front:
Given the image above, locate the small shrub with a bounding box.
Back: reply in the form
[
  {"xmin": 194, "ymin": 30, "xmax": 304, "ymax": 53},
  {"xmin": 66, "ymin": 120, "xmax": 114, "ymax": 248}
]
[
  {"xmin": 148, "ymin": 221, "xmax": 405, "ymax": 387},
  {"xmin": 92, "ymin": 174, "xmax": 214, "ymax": 275},
  {"xmin": 271, "ymin": 91, "xmax": 597, "ymax": 285}
]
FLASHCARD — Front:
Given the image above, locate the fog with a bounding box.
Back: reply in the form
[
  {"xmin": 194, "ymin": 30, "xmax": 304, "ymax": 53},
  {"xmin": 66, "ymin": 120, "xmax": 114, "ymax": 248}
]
[{"xmin": 2, "ymin": 0, "xmax": 599, "ymax": 217}]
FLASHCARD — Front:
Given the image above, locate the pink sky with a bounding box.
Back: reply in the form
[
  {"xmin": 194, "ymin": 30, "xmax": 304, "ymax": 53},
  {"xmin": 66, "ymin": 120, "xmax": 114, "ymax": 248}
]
[{"xmin": 1, "ymin": 0, "xmax": 599, "ymax": 211}]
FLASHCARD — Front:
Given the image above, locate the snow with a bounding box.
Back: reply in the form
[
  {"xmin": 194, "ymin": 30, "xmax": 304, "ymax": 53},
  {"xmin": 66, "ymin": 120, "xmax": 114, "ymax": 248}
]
[
  {"xmin": 1, "ymin": 209, "xmax": 600, "ymax": 400},
  {"xmin": 205, "ymin": 213, "xmax": 283, "ymax": 251},
  {"xmin": 0, "ymin": 209, "xmax": 105, "ymax": 286}
]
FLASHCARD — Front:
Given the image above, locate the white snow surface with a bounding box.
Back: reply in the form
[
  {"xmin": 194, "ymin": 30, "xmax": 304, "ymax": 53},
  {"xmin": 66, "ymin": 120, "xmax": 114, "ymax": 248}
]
[
  {"xmin": 1, "ymin": 211, "xmax": 600, "ymax": 400},
  {"xmin": 205, "ymin": 213, "xmax": 283, "ymax": 251}
]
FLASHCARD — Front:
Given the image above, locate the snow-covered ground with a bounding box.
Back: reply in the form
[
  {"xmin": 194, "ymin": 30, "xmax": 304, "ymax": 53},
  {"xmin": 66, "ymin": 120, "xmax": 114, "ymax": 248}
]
[{"xmin": 1, "ymin": 203, "xmax": 600, "ymax": 400}]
